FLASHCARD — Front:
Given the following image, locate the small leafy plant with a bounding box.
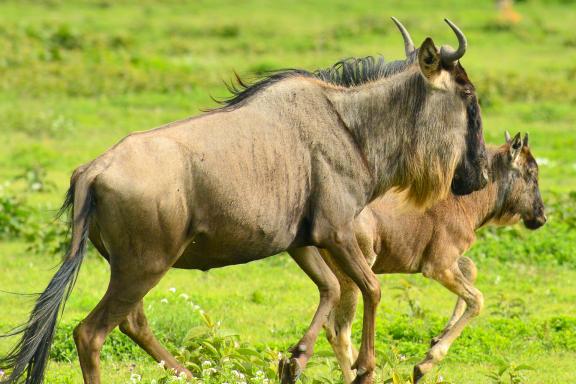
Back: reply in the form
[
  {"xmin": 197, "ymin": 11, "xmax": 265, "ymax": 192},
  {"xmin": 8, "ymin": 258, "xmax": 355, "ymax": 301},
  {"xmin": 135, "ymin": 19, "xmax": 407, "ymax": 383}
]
[
  {"xmin": 490, "ymin": 294, "xmax": 530, "ymax": 319},
  {"xmin": 486, "ymin": 358, "xmax": 534, "ymax": 384},
  {"xmin": 129, "ymin": 290, "xmax": 280, "ymax": 383},
  {"xmin": 392, "ymin": 279, "xmax": 426, "ymax": 319},
  {"xmin": 0, "ymin": 182, "xmax": 31, "ymax": 238},
  {"xmin": 13, "ymin": 166, "xmax": 56, "ymax": 193}
]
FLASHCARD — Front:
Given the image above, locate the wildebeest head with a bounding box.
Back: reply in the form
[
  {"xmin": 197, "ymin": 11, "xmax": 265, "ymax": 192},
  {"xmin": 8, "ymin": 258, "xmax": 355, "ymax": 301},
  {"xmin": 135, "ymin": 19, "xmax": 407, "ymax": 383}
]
[
  {"xmin": 393, "ymin": 18, "xmax": 489, "ymax": 197},
  {"xmin": 500, "ymin": 132, "xmax": 546, "ymax": 229},
  {"xmin": 421, "ymin": 21, "xmax": 488, "ymax": 196}
]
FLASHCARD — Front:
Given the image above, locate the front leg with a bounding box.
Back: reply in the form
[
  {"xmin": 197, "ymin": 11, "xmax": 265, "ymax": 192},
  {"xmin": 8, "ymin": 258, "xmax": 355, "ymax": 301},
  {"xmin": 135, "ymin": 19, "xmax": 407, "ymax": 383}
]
[
  {"xmin": 319, "ymin": 224, "xmax": 381, "ymax": 384},
  {"xmin": 430, "ymin": 256, "xmax": 477, "ymax": 346},
  {"xmin": 279, "ymin": 247, "xmax": 341, "ymax": 384}
]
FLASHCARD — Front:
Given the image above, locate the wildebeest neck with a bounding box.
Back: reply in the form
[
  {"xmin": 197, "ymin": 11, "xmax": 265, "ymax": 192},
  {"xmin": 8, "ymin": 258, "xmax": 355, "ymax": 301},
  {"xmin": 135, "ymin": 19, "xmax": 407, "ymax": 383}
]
[{"xmin": 326, "ymin": 67, "xmax": 466, "ymax": 209}]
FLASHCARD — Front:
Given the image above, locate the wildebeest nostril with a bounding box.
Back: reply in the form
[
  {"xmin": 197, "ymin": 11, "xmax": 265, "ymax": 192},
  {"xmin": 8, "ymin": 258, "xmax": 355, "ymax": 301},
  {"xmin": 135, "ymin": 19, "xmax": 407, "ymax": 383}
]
[{"xmin": 540, "ymin": 215, "xmax": 547, "ymax": 224}]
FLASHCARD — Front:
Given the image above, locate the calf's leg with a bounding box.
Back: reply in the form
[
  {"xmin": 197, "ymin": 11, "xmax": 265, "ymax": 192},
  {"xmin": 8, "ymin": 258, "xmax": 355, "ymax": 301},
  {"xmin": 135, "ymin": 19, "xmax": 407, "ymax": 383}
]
[
  {"xmin": 324, "ymin": 272, "xmax": 360, "ymax": 384},
  {"xmin": 414, "ymin": 259, "xmax": 483, "ymax": 383},
  {"xmin": 430, "ymin": 256, "xmax": 478, "ymax": 346},
  {"xmin": 323, "ymin": 226, "xmax": 381, "ymax": 384},
  {"xmin": 279, "ymin": 247, "xmax": 340, "ymax": 384}
]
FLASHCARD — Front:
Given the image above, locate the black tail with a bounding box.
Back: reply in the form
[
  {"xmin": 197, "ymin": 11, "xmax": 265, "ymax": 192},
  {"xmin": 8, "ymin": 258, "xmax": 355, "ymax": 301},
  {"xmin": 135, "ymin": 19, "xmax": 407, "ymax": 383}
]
[{"xmin": 0, "ymin": 175, "xmax": 94, "ymax": 384}]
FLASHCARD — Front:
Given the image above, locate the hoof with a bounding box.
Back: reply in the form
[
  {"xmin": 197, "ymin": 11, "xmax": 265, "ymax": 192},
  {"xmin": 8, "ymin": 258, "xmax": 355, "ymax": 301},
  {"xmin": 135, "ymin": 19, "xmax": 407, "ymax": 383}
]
[
  {"xmin": 413, "ymin": 365, "xmax": 424, "ymax": 384},
  {"xmin": 278, "ymin": 357, "xmax": 302, "ymax": 384}
]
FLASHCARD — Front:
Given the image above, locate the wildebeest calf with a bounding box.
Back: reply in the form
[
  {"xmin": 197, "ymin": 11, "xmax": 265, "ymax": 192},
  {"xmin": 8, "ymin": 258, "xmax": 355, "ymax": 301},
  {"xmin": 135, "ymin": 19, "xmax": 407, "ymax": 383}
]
[{"xmin": 321, "ymin": 132, "xmax": 546, "ymax": 383}]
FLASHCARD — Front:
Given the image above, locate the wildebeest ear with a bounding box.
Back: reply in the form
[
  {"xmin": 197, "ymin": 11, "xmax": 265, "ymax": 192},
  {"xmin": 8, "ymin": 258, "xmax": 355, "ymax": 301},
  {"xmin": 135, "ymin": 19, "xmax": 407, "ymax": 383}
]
[
  {"xmin": 509, "ymin": 132, "xmax": 522, "ymax": 162},
  {"xmin": 418, "ymin": 38, "xmax": 441, "ymax": 80},
  {"xmin": 523, "ymin": 132, "xmax": 529, "ymax": 147},
  {"xmin": 505, "ymin": 131, "xmax": 511, "ymax": 144}
]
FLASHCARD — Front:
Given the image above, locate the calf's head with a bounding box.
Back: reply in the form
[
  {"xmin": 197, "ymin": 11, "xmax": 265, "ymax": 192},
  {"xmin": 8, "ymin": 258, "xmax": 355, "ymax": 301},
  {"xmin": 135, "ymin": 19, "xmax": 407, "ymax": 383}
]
[{"xmin": 497, "ymin": 132, "xmax": 546, "ymax": 229}]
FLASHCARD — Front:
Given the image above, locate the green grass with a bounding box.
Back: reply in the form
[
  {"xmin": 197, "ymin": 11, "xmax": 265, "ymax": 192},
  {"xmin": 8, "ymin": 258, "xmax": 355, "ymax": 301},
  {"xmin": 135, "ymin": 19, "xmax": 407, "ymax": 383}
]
[{"xmin": 1, "ymin": 0, "xmax": 575, "ymax": 383}]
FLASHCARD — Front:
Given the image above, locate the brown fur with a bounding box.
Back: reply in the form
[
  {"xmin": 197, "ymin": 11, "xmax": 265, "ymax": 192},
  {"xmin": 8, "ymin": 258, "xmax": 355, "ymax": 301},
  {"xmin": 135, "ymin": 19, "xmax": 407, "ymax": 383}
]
[{"xmin": 321, "ymin": 134, "xmax": 545, "ymax": 383}]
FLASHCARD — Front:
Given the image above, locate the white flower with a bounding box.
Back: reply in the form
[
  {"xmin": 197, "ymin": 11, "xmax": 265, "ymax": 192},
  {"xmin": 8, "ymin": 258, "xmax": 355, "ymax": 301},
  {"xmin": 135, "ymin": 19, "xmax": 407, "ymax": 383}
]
[
  {"xmin": 202, "ymin": 367, "xmax": 217, "ymax": 376},
  {"xmin": 231, "ymin": 370, "xmax": 245, "ymax": 379},
  {"xmin": 158, "ymin": 360, "xmax": 166, "ymax": 368},
  {"xmin": 0, "ymin": 369, "xmax": 4, "ymax": 378},
  {"xmin": 130, "ymin": 373, "xmax": 142, "ymax": 383},
  {"xmin": 169, "ymin": 287, "xmax": 177, "ymax": 293},
  {"xmin": 179, "ymin": 293, "xmax": 190, "ymax": 300},
  {"xmin": 201, "ymin": 360, "xmax": 212, "ymax": 367},
  {"xmin": 438, "ymin": 375, "xmax": 444, "ymax": 382},
  {"xmin": 160, "ymin": 298, "xmax": 169, "ymax": 304}
]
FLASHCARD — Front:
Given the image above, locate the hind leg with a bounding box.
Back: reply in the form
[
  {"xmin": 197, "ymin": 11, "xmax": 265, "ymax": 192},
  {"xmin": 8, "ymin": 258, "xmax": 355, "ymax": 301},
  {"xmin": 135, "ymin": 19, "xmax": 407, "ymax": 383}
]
[
  {"xmin": 73, "ymin": 264, "xmax": 168, "ymax": 384},
  {"xmin": 119, "ymin": 300, "xmax": 192, "ymax": 378},
  {"xmin": 279, "ymin": 247, "xmax": 340, "ymax": 384}
]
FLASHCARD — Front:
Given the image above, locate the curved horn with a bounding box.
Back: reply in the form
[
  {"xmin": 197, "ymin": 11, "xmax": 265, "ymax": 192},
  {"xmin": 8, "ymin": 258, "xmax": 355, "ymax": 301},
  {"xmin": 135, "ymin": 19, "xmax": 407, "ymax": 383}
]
[
  {"xmin": 505, "ymin": 131, "xmax": 511, "ymax": 143},
  {"xmin": 391, "ymin": 17, "xmax": 415, "ymax": 57},
  {"xmin": 440, "ymin": 18, "xmax": 467, "ymax": 65}
]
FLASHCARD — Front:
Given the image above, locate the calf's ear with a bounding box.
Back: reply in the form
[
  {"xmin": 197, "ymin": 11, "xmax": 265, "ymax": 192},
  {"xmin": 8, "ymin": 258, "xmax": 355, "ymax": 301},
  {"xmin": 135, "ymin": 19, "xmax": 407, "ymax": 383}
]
[
  {"xmin": 505, "ymin": 131, "xmax": 511, "ymax": 144},
  {"xmin": 509, "ymin": 132, "xmax": 522, "ymax": 163}
]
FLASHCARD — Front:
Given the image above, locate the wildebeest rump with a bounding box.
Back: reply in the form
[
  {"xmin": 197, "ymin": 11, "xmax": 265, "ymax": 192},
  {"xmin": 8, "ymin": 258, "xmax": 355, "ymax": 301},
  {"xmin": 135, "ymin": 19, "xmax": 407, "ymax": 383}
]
[
  {"xmin": 0, "ymin": 18, "xmax": 487, "ymax": 384},
  {"xmin": 321, "ymin": 133, "xmax": 545, "ymax": 383}
]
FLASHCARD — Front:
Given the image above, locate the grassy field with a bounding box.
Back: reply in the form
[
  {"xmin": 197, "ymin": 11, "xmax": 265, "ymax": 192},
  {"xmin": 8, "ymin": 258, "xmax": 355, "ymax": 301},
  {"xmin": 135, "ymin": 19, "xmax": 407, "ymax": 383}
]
[{"xmin": 1, "ymin": 0, "xmax": 575, "ymax": 383}]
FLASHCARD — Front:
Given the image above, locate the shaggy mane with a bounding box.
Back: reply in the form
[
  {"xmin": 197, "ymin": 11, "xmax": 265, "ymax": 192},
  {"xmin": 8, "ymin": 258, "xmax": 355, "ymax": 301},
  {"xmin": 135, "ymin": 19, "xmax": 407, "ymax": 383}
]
[{"xmin": 217, "ymin": 56, "xmax": 411, "ymax": 109}]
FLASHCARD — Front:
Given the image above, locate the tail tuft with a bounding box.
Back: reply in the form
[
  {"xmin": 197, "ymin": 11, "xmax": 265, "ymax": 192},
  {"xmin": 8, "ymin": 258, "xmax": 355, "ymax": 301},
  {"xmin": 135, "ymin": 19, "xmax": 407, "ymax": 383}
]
[{"xmin": 0, "ymin": 180, "xmax": 94, "ymax": 384}]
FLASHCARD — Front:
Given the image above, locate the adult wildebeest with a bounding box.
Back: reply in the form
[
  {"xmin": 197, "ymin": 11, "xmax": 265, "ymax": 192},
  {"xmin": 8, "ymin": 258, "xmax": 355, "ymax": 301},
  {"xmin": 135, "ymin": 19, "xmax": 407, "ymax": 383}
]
[
  {"xmin": 0, "ymin": 18, "xmax": 487, "ymax": 384},
  {"xmin": 320, "ymin": 133, "xmax": 546, "ymax": 383}
]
